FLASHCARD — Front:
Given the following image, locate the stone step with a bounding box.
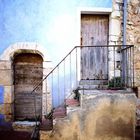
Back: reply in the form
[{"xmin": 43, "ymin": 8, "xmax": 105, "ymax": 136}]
[
  {"xmin": 79, "ymin": 79, "xmax": 108, "ymax": 85},
  {"xmin": 78, "ymin": 84, "xmax": 108, "ymax": 90},
  {"xmin": 12, "ymin": 121, "xmax": 40, "ymax": 132},
  {"xmin": 78, "ymin": 89, "xmax": 134, "ymax": 95},
  {"xmin": 65, "ymin": 99, "xmax": 80, "ymax": 107},
  {"xmin": 40, "ymin": 119, "xmax": 53, "ymax": 131},
  {"xmin": 66, "ymin": 106, "xmax": 81, "ymax": 115},
  {"xmin": 53, "ymin": 106, "xmax": 66, "ymax": 119},
  {"xmin": 78, "ymin": 79, "xmax": 109, "ymax": 90}
]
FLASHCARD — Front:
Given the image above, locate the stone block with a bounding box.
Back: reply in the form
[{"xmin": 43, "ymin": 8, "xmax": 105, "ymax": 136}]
[
  {"xmin": 0, "ymin": 104, "xmax": 4, "ymax": 114},
  {"xmin": 111, "ymin": 11, "xmax": 121, "ymax": 18},
  {"xmin": 43, "ymin": 80, "xmax": 47, "ymax": 93},
  {"xmin": 137, "ymin": 87, "xmax": 140, "ymax": 98},
  {"xmin": 130, "ymin": 0, "xmax": 139, "ymax": 6},
  {"xmin": 109, "ymin": 35, "xmax": 119, "ymax": 42},
  {"xmin": 109, "ymin": 19, "xmax": 121, "ymax": 36},
  {"xmin": 40, "ymin": 131, "xmax": 52, "ymax": 140},
  {"xmin": 4, "ymin": 114, "xmax": 13, "ymax": 122},
  {"xmin": 137, "ymin": 37, "xmax": 140, "ymax": 43},
  {"xmin": 4, "ymin": 103, "xmax": 13, "ymax": 115},
  {"xmin": 113, "ymin": 3, "xmax": 120, "ymax": 11},
  {"xmin": 0, "ymin": 70, "xmax": 12, "ymax": 85},
  {"xmin": 115, "ymin": 0, "xmax": 123, "ymax": 3},
  {"xmin": 46, "ymin": 93, "xmax": 52, "ymax": 113},
  {"xmin": 12, "ymin": 121, "xmax": 39, "ymax": 132},
  {"xmin": 108, "ymin": 41, "xmax": 116, "ymax": 45},
  {"xmin": 0, "ymin": 61, "xmax": 11, "ymax": 69},
  {"xmin": 4, "ymin": 86, "xmax": 14, "ymax": 103},
  {"xmin": 135, "ymin": 62, "xmax": 140, "ymax": 69}
]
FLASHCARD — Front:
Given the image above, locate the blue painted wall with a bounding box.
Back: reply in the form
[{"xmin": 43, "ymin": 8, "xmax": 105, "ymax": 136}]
[
  {"xmin": 0, "ymin": 0, "xmax": 112, "ymax": 64},
  {"xmin": 0, "ymin": 85, "xmax": 4, "ymax": 104},
  {"xmin": 0, "ymin": 85, "xmax": 4, "ymax": 121}
]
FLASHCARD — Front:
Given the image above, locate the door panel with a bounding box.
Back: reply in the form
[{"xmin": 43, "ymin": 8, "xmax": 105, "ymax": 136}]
[
  {"xmin": 81, "ymin": 14, "xmax": 109, "ymax": 80},
  {"xmin": 14, "ymin": 53, "xmax": 43, "ymax": 120}
]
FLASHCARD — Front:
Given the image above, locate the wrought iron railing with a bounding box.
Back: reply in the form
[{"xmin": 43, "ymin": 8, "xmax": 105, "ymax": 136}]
[{"xmin": 31, "ymin": 45, "xmax": 134, "ymax": 118}]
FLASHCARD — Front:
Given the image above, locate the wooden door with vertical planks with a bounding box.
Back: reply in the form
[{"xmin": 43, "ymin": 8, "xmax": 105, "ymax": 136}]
[
  {"xmin": 81, "ymin": 14, "xmax": 109, "ymax": 81},
  {"xmin": 14, "ymin": 53, "xmax": 43, "ymax": 120}
]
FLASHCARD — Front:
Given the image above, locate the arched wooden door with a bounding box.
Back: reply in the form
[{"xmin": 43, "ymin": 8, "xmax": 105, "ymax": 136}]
[{"xmin": 13, "ymin": 53, "xmax": 43, "ymax": 120}]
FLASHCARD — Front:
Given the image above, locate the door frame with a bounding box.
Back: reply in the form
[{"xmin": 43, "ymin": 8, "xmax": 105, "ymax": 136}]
[
  {"xmin": 75, "ymin": 7, "xmax": 112, "ymax": 81},
  {"xmin": 13, "ymin": 52, "xmax": 43, "ymax": 120}
]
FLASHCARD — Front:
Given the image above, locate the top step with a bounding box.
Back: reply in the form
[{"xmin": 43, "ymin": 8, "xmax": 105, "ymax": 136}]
[
  {"xmin": 79, "ymin": 79, "xmax": 108, "ymax": 85},
  {"xmin": 79, "ymin": 79, "xmax": 108, "ymax": 90}
]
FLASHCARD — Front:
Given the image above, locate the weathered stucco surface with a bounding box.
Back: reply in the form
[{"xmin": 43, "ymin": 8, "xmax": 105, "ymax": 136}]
[{"xmin": 40, "ymin": 93, "xmax": 136, "ymax": 140}]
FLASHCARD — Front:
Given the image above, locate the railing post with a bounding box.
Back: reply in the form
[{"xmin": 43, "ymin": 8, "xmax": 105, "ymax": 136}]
[
  {"xmin": 51, "ymin": 72, "xmax": 54, "ymax": 109},
  {"xmin": 76, "ymin": 47, "xmax": 78, "ymax": 87},
  {"xmin": 70, "ymin": 52, "xmax": 72, "ymax": 91},
  {"xmin": 113, "ymin": 45, "xmax": 116, "ymax": 88},
  {"xmin": 122, "ymin": 46, "xmax": 126, "ymax": 88},
  {"xmin": 64, "ymin": 60, "xmax": 66, "ymax": 105},
  {"xmin": 57, "ymin": 66, "xmax": 60, "ymax": 106},
  {"xmin": 132, "ymin": 46, "xmax": 135, "ymax": 87}
]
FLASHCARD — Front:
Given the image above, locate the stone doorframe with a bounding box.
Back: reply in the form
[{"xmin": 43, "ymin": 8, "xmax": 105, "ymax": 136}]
[
  {"xmin": 0, "ymin": 42, "xmax": 52, "ymax": 121},
  {"xmin": 75, "ymin": 6, "xmax": 122, "ymax": 80}
]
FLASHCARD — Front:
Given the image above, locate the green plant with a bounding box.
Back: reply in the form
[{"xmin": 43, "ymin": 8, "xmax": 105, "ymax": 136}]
[
  {"xmin": 73, "ymin": 88, "xmax": 80, "ymax": 101},
  {"xmin": 108, "ymin": 77, "xmax": 123, "ymax": 89}
]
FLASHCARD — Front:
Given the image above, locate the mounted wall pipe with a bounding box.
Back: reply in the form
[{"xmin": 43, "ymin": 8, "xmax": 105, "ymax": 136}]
[
  {"xmin": 123, "ymin": 0, "xmax": 127, "ymax": 46},
  {"xmin": 122, "ymin": 0, "xmax": 128, "ymax": 86}
]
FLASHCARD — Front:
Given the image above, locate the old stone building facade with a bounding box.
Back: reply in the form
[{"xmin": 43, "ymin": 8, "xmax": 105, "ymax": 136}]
[
  {"xmin": 0, "ymin": 0, "xmax": 139, "ymax": 139},
  {"xmin": 0, "ymin": 0, "xmax": 139, "ymax": 122},
  {"xmin": 0, "ymin": 0, "xmax": 140, "ymax": 137}
]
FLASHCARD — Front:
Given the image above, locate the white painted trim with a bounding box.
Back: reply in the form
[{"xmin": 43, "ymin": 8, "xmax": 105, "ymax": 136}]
[
  {"xmin": 0, "ymin": 42, "xmax": 51, "ymax": 61},
  {"xmin": 75, "ymin": 7, "xmax": 112, "ymax": 46},
  {"xmin": 79, "ymin": 7, "xmax": 112, "ymax": 15}
]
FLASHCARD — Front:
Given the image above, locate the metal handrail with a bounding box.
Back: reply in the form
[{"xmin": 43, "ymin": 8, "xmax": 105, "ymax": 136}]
[
  {"xmin": 31, "ymin": 45, "xmax": 134, "ymax": 121},
  {"xmin": 31, "ymin": 46, "xmax": 77, "ymax": 94}
]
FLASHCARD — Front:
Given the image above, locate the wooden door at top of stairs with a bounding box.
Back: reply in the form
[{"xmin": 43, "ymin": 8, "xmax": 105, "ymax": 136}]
[{"xmin": 81, "ymin": 14, "xmax": 109, "ymax": 80}]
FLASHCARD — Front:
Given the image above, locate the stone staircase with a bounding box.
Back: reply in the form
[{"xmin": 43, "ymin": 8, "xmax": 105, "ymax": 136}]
[
  {"xmin": 39, "ymin": 97, "xmax": 80, "ymax": 133},
  {"xmin": 40, "ymin": 89, "xmax": 137, "ymax": 140}
]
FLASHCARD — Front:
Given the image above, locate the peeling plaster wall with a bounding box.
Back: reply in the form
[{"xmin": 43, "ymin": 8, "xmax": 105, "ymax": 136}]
[{"xmin": 40, "ymin": 93, "xmax": 136, "ymax": 140}]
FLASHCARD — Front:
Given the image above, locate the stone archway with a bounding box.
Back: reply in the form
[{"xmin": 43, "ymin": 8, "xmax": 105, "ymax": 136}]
[{"xmin": 0, "ymin": 43, "xmax": 52, "ymax": 121}]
